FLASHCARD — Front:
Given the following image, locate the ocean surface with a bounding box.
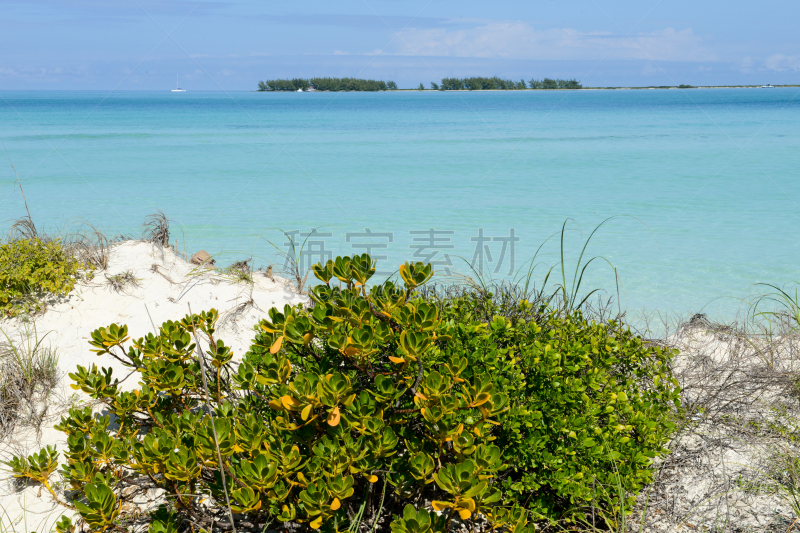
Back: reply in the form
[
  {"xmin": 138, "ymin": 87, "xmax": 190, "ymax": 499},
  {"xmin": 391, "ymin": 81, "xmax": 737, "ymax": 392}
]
[{"xmin": 1, "ymin": 89, "xmax": 799, "ymax": 321}]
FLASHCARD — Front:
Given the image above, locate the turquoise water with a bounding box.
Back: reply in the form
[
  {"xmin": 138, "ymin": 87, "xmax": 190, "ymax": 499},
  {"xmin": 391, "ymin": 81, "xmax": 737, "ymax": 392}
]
[{"xmin": 1, "ymin": 89, "xmax": 799, "ymax": 319}]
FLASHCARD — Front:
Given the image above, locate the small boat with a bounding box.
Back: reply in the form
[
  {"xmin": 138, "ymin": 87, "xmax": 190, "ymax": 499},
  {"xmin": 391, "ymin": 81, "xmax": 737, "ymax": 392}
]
[
  {"xmin": 297, "ymin": 88, "xmax": 303, "ymax": 92},
  {"xmin": 172, "ymin": 75, "xmax": 186, "ymax": 92},
  {"xmin": 761, "ymin": 84, "xmax": 774, "ymax": 88}
]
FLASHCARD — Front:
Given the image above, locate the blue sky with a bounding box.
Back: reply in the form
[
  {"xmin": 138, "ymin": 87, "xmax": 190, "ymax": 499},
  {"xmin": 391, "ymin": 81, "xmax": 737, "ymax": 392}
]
[{"xmin": 2, "ymin": 0, "xmax": 798, "ymax": 89}]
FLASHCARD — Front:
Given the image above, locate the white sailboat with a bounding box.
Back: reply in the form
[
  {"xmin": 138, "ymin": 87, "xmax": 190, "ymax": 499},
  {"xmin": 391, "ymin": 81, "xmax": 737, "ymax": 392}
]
[{"xmin": 172, "ymin": 75, "xmax": 186, "ymax": 92}]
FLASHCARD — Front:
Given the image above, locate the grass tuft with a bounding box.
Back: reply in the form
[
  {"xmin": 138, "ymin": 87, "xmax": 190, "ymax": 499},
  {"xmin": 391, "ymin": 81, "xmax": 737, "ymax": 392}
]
[
  {"xmin": 142, "ymin": 210, "xmax": 171, "ymax": 248},
  {"xmin": 225, "ymin": 258, "xmax": 254, "ymax": 284},
  {"xmin": 0, "ymin": 322, "xmax": 60, "ymax": 439},
  {"xmin": 104, "ymin": 270, "xmax": 140, "ymax": 293}
]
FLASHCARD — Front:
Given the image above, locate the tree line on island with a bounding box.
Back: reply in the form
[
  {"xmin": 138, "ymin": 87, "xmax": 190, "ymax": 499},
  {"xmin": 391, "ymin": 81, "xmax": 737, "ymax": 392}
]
[
  {"xmin": 257, "ymin": 76, "xmax": 582, "ymax": 91},
  {"xmin": 257, "ymin": 78, "xmax": 398, "ymax": 91}
]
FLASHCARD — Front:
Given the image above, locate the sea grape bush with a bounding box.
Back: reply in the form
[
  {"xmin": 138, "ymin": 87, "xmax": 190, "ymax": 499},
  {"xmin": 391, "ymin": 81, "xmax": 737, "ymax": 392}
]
[
  {"xmin": 5, "ymin": 253, "xmax": 680, "ymax": 532},
  {"xmin": 433, "ymin": 292, "xmax": 681, "ymax": 525},
  {"xmin": 0, "ymin": 237, "xmax": 84, "ymax": 317},
  {"xmin": 7, "ymin": 255, "xmax": 529, "ymax": 533}
]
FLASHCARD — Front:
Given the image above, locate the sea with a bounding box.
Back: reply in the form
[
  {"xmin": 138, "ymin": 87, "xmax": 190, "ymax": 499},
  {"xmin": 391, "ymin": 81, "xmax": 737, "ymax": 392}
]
[{"xmin": 1, "ymin": 88, "xmax": 799, "ymax": 322}]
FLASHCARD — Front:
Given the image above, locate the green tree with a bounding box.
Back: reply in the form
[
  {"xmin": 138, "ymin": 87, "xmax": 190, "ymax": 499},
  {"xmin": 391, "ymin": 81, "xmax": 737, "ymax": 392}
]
[{"xmin": 542, "ymin": 78, "xmax": 558, "ymax": 89}]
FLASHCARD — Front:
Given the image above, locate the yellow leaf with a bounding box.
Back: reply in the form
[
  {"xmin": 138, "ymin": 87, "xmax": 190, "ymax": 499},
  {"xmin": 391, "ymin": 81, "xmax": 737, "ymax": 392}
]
[
  {"xmin": 301, "ymin": 404, "xmax": 313, "ymax": 421},
  {"xmin": 470, "ymin": 392, "xmax": 491, "ymax": 407},
  {"xmin": 268, "ymin": 399, "xmax": 283, "ymax": 411},
  {"xmin": 414, "ymin": 392, "xmax": 428, "ymax": 400},
  {"xmin": 388, "ymin": 356, "xmax": 405, "ymax": 364},
  {"xmin": 270, "ymin": 335, "xmax": 284, "ymax": 354},
  {"xmin": 343, "ymin": 346, "xmax": 359, "ymax": 356},
  {"xmin": 431, "ymin": 501, "xmax": 450, "ymax": 511},
  {"xmin": 367, "ymin": 474, "xmax": 378, "ymax": 483},
  {"xmin": 458, "ymin": 508, "xmax": 472, "ymax": 520},
  {"xmin": 331, "ymin": 497, "xmax": 341, "ymax": 510},
  {"xmin": 303, "ymin": 333, "xmax": 314, "ymax": 346},
  {"xmin": 342, "ymin": 393, "xmax": 357, "ymax": 407},
  {"xmin": 281, "ymin": 395, "xmax": 301, "ymax": 410},
  {"xmin": 310, "ymin": 516, "xmax": 323, "ymax": 529},
  {"xmin": 460, "ymin": 498, "xmax": 476, "ymax": 512},
  {"xmin": 327, "ymin": 406, "xmax": 341, "ymax": 427}
]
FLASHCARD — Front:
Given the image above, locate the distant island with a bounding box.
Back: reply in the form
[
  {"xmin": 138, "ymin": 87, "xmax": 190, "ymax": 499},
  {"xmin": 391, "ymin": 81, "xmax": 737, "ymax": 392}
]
[
  {"xmin": 257, "ymin": 77, "xmax": 798, "ymax": 92},
  {"xmin": 256, "ymin": 76, "xmax": 581, "ymax": 91},
  {"xmin": 434, "ymin": 77, "xmax": 582, "ymax": 90},
  {"xmin": 257, "ymin": 78, "xmax": 397, "ymax": 91}
]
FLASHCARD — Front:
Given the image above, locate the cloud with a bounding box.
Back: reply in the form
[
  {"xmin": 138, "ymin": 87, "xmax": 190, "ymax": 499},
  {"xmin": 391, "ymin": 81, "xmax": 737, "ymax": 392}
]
[
  {"xmin": 733, "ymin": 54, "xmax": 800, "ymax": 73},
  {"xmin": 387, "ymin": 22, "xmax": 715, "ymax": 62},
  {"xmin": 763, "ymin": 54, "xmax": 800, "ymax": 72},
  {"xmin": 253, "ymin": 13, "xmax": 446, "ymax": 30},
  {"xmin": 734, "ymin": 56, "xmax": 755, "ymax": 73}
]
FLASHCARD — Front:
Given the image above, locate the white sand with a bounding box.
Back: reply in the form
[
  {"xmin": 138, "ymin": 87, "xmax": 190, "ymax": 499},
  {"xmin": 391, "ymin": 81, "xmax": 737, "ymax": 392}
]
[{"xmin": 0, "ymin": 241, "xmax": 305, "ymax": 529}]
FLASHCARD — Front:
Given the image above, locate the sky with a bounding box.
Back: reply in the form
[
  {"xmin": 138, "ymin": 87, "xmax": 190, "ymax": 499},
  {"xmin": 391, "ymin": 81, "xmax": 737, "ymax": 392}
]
[{"xmin": 1, "ymin": 0, "xmax": 798, "ymax": 90}]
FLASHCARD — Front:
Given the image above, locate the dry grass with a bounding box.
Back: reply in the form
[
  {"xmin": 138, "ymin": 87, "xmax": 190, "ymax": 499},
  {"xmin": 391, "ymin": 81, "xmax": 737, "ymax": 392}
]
[
  {"xmin": 104, "ymin": 270, "xmax": 140, "ymax": 293},
  {"xmin": 63, "ymin": 221, "xmax": 110, "ymax": 271},
  {"xmin": 142, "ymin": 210, "xmax": 170, "ymax": 248},
  {"xmin": 224, "ymin": 258, "xmax": 254, "ymax": 284},
  {"xmin": 623, "ymin": 311, "xmax": 800, "ymax": 533},
  {"xmin": 0, "ymin": 322, "xmax": 59, "ymax": 441},
  {"xmin": 5, "ymin": 217, "xmax": 37, "ymax": 242}
]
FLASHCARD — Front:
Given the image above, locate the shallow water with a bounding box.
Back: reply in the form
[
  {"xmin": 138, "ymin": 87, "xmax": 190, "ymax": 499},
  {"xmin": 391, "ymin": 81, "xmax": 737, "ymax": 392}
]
[{"xmin": 1, "ymin": 88, "xmax": 799, "ymax": 319}]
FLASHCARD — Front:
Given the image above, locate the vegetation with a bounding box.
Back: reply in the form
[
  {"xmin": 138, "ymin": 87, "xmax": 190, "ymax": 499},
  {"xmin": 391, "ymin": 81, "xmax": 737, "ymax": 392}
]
[
  {"xmin": 0, "ymin": 237, "xmax": 84, "ymax": 318},
  {"xmin": 5, "ymin": 252, "xmax": 680, "ymax": 532},
  {"xmin": 255, "ymin": 77, "xmax": 584, "ymax": 91},
  {"xmin": 104, "ymin": 271, "xmax": 140, "ymax": 293},
  {"xmin": 257, "ymin": 78, "xmax": 397, "ymax": 92},
  {"xmin": 437, "ymin": 78, "xmax": 582, "ymax": 90},
  {"xmin": 142, "ymin": 211, "xmax": 170, "ymax": 248},
  {"xmin": 440, "ymin": 78, "xmax": 527, "ymax": 91},
  {"xmin": 433, "ymin": 292, "xmax": 680, "ymax": 524},
  {"xmin": 0, "ymin": 322, "xmax": 60, "ymax": 438},
  {"xmin": 529, "ymin": 78, "xmax": 582, "ymax": 90}
]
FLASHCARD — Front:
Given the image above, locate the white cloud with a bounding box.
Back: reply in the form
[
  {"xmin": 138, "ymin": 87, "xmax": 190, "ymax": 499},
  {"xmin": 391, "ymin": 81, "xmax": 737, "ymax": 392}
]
[
  {"xmin": 733, "ymin": 54, "xmax": 800, "ymax": 73},
  {"xmin": 735, "ymin": 56, "xmax": 755, "ymax": 73},
  {"xmin": 763, "ymin": 54, "xmax": 800, "ymax": 72},
  {"xmin": 388, "ymin": 22, "xmax": 715, "ymax": 62}
]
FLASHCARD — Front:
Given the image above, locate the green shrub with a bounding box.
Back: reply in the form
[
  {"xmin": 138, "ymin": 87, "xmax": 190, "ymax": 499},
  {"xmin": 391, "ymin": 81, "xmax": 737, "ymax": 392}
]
[
  {"xmin": 0, "ymin": 237, "xmax": 84, "ymax": 317},
  {"xmin": 8, "ymin": 255, "xmax": 533, "ymax": 533},
  {"xmin": 435, "ymin": 292, "xmax": 681, "ymax": 525},
  {"xmin": 5, "ymin": 254, "xmax": 679, "ymax": 531}
]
